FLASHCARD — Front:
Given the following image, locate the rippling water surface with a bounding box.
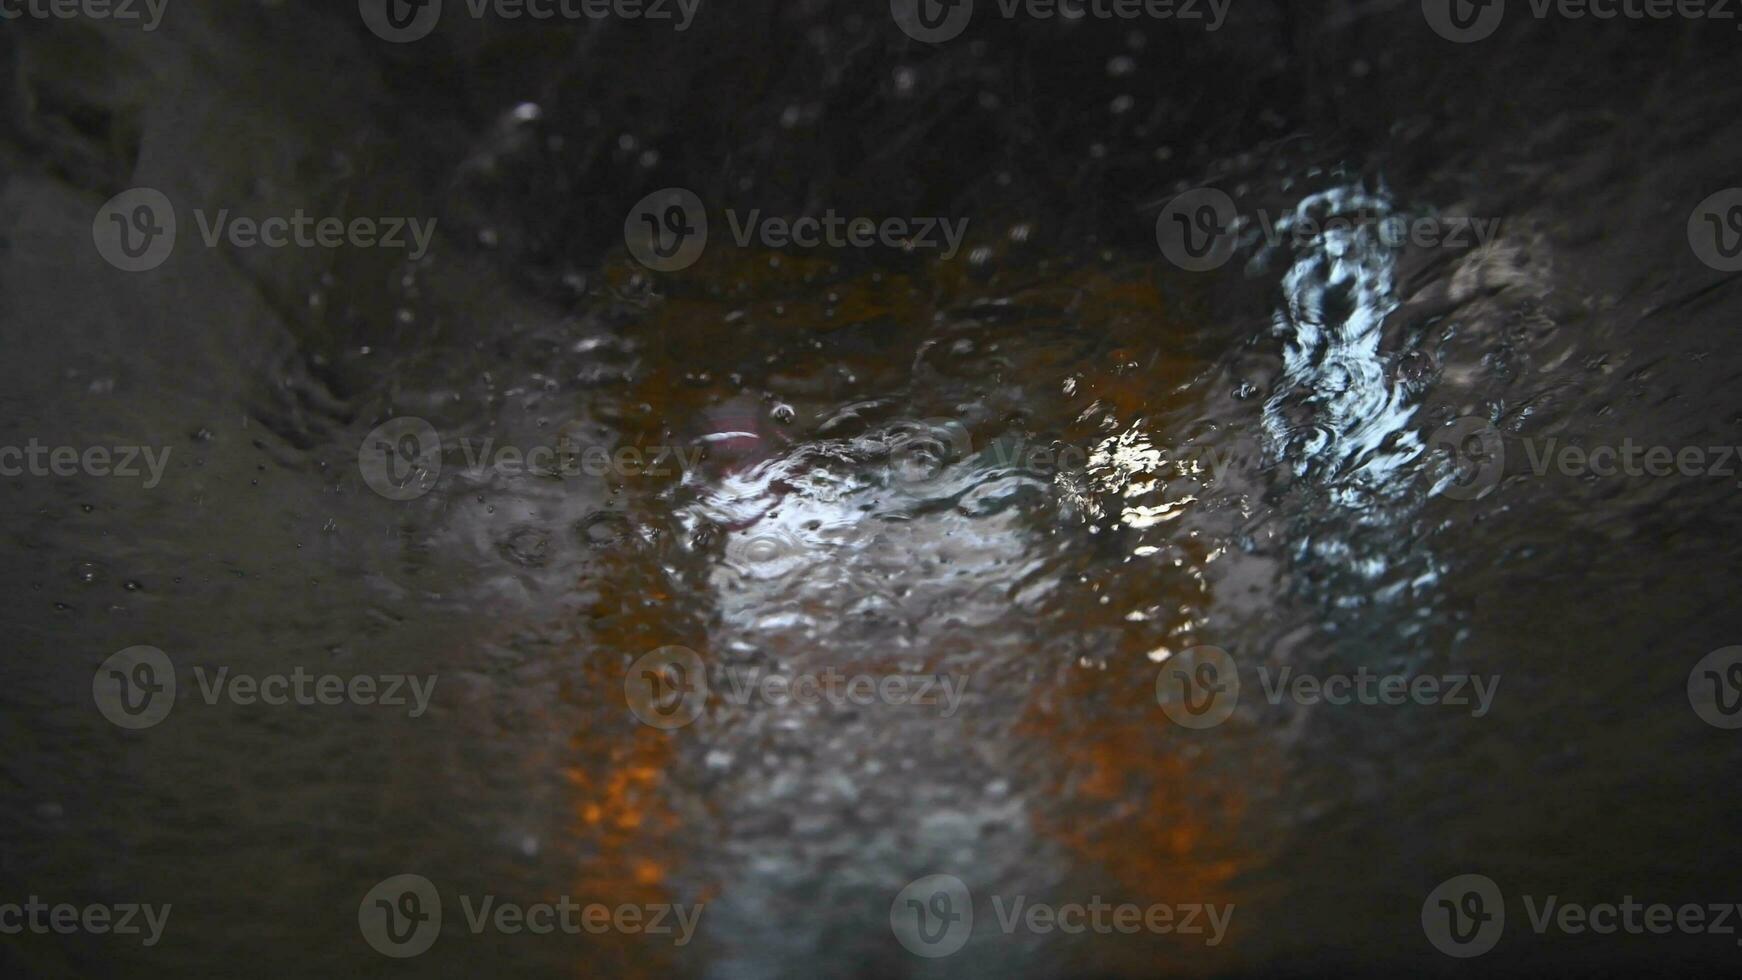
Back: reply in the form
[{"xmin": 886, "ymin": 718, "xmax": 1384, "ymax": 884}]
[{"xmin": 5, "ymin": 3, "xmax": 1742, "ymax": 977}]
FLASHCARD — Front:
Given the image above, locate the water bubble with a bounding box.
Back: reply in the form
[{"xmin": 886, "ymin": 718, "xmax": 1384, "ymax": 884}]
[
  {"xmin": 499, "ymin": 525, "xmax": 552, "ymax": 567},
  {"xmin": 578, "ymin": 513, "xmax": 636, "ymax": 549}
]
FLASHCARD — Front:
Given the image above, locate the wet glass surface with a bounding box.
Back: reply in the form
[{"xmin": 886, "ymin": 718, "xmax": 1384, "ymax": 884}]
[{"xmin": 4, "ymin": 2, "xmax": 1742, "ymax": 976}]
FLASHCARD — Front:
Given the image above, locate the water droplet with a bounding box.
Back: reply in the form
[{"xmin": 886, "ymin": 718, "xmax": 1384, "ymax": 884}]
[
  {"xmin": 500, "ymin": 525, "xmax": 553, "ymax": 567},
  {"xmin": 577, "ymin": 513, "xmax": 634, "ymax": 549}
]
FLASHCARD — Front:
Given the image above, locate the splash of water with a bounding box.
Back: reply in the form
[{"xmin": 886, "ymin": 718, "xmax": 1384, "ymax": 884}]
[{"xmin": 1259, "ymin": 185, "xmax": 1425, "ymax": 503}]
